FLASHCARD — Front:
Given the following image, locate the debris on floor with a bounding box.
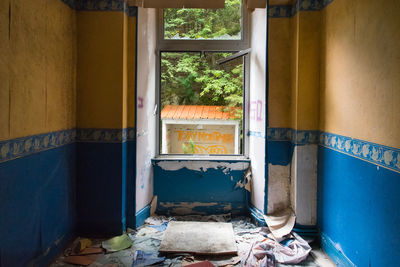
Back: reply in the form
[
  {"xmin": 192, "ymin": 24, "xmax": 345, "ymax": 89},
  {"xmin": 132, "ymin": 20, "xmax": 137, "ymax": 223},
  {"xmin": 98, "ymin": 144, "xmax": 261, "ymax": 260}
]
[
  {"xmin": 159, "ymin": 221, "xmax": 237, "ymax": 255},
  {"xmin": 51, "ymin": 214, "xmax": 331, "ymax": 267},
  {"xmin": 263, "ymin": 208, "xmax": 296, "ymax": 240},
  {"xmin": 242, "ymin": 232, "xmax": 311, "ymax": 266},
  {"xmin": 185, "ymin": 260, "xmax": 215, "ymax": 267},
  {"xmin": 61, "ymin": 237, "xmax": 104, "ymax": 266},
  {"xmin": 72, "ymin": 238, "xmax": 93, "ymax": 254},
  {"xmin": 132, "ymin": 250, "xmax": 166, "ymax": 267},
  {"xmin": 63, "ymin": 255, "xmax": 96, "ymax": 266},
  {"xmin": 102, "ymin": 234, "xmax": 133, "ymax": 252}
]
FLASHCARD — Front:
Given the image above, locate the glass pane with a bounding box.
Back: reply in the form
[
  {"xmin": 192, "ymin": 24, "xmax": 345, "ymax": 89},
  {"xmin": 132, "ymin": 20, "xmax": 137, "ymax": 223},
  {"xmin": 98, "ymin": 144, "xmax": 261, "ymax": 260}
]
[
  {"xmin": 160, "ymin": 52, "xmax": 244, "ymax": 155},
  {"xmin": 164, "ymin": 0, "xmax": 242, "ymax": 40}
]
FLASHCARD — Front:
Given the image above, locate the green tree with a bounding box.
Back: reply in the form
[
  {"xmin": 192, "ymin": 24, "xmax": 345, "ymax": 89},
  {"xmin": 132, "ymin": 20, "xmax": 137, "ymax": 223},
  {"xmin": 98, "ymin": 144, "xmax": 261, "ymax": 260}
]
[
  {"xmin": 164, "ymin": 0, "xmax": 241, "ymax": 40},
  {"xmin": 161, "ymin": 0, "xmax": 244, "ymax": 120}
]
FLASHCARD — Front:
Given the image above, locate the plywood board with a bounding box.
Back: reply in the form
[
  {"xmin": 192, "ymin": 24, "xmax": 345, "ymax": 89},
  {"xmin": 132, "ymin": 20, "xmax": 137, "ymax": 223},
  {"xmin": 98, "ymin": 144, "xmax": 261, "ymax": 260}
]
[{"xmin": 159, "ymin": 221, "xmax": 237, "ymax": 255}]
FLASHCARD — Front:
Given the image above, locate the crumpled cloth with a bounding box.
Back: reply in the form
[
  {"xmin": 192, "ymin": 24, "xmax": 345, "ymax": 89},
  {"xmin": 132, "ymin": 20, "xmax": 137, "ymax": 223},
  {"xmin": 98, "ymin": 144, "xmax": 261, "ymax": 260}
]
[
  {"xmin": 132, "ymin": 250, "xmax": 165, "ymax": 267},
  {"xmin": 242, "ymin": 232, "xmax": 311, "ymax": 266}
]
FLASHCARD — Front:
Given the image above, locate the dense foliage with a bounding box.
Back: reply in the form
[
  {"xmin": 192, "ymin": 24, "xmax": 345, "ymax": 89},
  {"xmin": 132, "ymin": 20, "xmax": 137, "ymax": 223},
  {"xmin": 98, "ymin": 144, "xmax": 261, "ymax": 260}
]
[
  {"xmin": 164, "ymin": 0, "xmax": 241, "ymax": 40},
  {"xmin": 161, "ymin": 0, "xmax": 244, "ymax": 114}
]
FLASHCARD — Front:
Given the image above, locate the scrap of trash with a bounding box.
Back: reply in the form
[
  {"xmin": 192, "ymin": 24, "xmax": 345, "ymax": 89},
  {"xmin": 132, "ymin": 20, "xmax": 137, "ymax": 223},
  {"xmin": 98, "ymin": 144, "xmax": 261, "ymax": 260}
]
[{"xmin": 50, "ymin": 213, "xmax": 315, "ymax": 267}]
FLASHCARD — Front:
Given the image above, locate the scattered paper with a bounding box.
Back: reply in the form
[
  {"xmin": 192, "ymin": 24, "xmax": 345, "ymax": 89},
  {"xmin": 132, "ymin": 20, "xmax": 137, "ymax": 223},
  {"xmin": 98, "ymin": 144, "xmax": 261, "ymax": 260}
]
[
  {"xmin": 263, "ymin": 208, "xmax": 296, "ymax": 239},
  {"xmin": 132, "ymin": 250, "xmax": 165, "ymax": 267},
  {"xmin": 102, "ymin": 234, "xmax": 132, "ymax": 252}
]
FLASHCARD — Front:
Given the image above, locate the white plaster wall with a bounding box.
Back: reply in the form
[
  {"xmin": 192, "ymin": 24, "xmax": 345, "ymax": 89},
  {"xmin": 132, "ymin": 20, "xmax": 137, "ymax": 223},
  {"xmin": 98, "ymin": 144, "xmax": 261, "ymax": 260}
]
[
  {"xmin": 136, "ymin": 7, "xmax": 157, "ymax": 212},
  {"xmin": 155, "ymin": 160, "xmax": 249, "ymax": 172},
  {"xmin": 291, "ymin": 144, "xmax": 318, "ymax": 225},
  {"xmin": 267, "ymin": 164, "xmax": 291, "ymax": 213},
  {"xmin": 249, "ymin": 9, "xmax": 267, "ymax": 212}
]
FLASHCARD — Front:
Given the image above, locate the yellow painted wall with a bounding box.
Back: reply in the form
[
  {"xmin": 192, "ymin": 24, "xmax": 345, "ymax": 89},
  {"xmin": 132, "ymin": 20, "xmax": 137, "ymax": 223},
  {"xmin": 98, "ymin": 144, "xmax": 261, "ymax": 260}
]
[
  {"xmin": 77, "ymin": 10, "xmax": 136, "ymax": 130},
  {"xmin": 77, "ymin": 11, "xmax": 125, "ymax": 129},
  {"xmin": 320, "ymin": 0, "xmax": 400, "ymax": 148},
  {"xmin": 268, "ymin": 17, "xmax": 292, "ymax": 128},
  {"xmin": 297, "ymin": 11, "xmax": 320, "ymax": 130},
  {"xmin": 289, "ymin": 11, "xmax": 321, "ymax": 131},
  {"xmin": 0, "ymin": 0, "xmax": 76, "ymax": 141},
  {"xmin": 269, "ymin": 11, "xmax": 320, "ymax": 131},
  {"xmin": 289, "ymin": 13, "xmax": 299, "ymax": 130},
  {"xmin": 127, "ymin": 16, "xmax": 136, "ymax": 128}
]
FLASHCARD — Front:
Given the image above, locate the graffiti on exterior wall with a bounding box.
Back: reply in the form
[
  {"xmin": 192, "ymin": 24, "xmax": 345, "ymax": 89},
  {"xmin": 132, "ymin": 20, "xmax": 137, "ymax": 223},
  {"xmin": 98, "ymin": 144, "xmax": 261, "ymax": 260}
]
[
  {"xmin": 176, "ymin": 130, "xmax": 233, "ymax": 144},
  {"xmin": 164, "ymin": 124, "xmax": 237, "ymax": 154},
  {"xmin": 194, "ymin": 144, "xmax": 228, "ymax": 154}
]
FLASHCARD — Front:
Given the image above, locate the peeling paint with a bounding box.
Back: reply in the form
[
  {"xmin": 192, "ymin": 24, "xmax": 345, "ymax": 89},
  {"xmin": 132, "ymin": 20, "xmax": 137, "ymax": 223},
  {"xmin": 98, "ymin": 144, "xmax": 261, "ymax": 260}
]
[
  {"xmin": 155, "ymin": 160, "xmax": 249, "ymax": 172},
  {"xmin": 267, "ymin": 163, "xmax": 291, "ymax": 214},
  {"xmin": 235, "ymin": 168, "xmax": 252, "ymax": 192},
  {"xmin": 160, "ymin": 201, "xmax": 219, "ymax": 215},
  {"xmin": 158, "ymin": 201, "xmax": 243, "ymax": 215},
  {"xmin": 223, "ymin": 203, "xmax": 232, "ymax": 211},
  {"xmin": 291, "ymin": 145, "xmax": 318, "ymax": 225}
]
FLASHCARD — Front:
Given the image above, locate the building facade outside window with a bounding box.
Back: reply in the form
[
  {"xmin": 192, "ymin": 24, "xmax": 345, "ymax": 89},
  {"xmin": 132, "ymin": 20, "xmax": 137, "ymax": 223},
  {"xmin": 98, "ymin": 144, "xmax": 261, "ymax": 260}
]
[{"xmin": 156, "ymin": 0, "xmax": 249, "ymax": 156}]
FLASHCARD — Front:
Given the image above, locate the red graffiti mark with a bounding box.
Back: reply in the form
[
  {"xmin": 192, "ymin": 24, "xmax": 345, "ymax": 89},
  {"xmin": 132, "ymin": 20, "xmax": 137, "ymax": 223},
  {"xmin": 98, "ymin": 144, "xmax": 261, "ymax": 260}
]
[
  {"xmin": 138, "ymin": 97, "xmax": 143, "ymax": 108},
  {"xmin": 250, "ymin": 100, "xmax": 263, "ymax": 121}
]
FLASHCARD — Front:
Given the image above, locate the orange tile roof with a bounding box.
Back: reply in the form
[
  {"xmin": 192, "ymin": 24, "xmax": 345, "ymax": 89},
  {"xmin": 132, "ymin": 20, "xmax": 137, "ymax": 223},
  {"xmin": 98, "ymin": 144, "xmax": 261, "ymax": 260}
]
[{"xmin": 161, "ymin": 105, "xmax": 241, "ymax": 120}]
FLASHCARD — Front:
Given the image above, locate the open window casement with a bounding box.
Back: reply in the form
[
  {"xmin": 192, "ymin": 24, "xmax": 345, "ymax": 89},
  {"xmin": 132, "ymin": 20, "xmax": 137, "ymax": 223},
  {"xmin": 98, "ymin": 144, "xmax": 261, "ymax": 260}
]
[
  {"xmin": 128, "ymin": 0, "xmax": 267, "ymax": 9},
  {"xmin": 155, "ymin": 0, "xmax": 251, "ymax": 156},
  {"xmin": 128, "ymin": 0, "xmax": 225, "ymax": 8}
]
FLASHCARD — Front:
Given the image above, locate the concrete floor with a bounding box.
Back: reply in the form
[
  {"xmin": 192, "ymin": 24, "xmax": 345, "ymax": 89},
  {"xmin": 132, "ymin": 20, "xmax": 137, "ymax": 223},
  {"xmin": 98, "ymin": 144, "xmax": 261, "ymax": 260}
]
[{"xmin": 51, "ymin": 215, "xmax": 335, "ymax": 267}]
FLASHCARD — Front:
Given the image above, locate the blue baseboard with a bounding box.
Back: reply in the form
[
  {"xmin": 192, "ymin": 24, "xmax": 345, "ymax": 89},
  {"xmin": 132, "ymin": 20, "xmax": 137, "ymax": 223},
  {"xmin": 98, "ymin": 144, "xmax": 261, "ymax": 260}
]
[
  {"xmin": 135, "ymin": 205, "xmax": 150, "ymax": 228},
  {"xmin": 248, "ymin": 205, "xmax": 266, "ymax": 226},
  {"xmin": 293, "ymin": 224, "xmax": 318, "ymax": 237},
  {"xmin": 321, "ymin": 232, "xmax": 355, "ymax": 267}
]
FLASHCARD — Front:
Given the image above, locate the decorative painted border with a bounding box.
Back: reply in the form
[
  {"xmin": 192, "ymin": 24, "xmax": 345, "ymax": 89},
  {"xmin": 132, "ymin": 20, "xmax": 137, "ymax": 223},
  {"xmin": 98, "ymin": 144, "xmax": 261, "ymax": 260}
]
[
  {"xmin": 268, "ymin": 5, "xmax": 292, "ymax": 18},
  {"xmin": 0, "ymin": 127, "xmax": 136, "ymax": 163},
  {"xmin": 269, "ymin": 0, "xmax": 336, "ymax": 18},
  {"xmin": 76, "ymin": 128, "xmax": 126, "ymax": 143},
  {"xmin": 266, "ymin": 128, "xmax": 319, "ymax": 145},
  {"xmin": 0, "ymin": 129, "xmax": 76, "ymax": 164},
  {"xmin": 320, "ymin": 132, "xmax": 400, "ymax": 174},
  {"xmin": 61, "ymin": 0, "xmax": 138, "ymax": 17},
  {"xmin": 267, "ymin": 128, "xmax": 400, "ymax": 173},
  {"xmin": 248, "ymin": 131, "xmax": 265, "ymax": 139},
  {"xmin": 76, "ymin": 127, "xmax": 136, "ymax": 143}
]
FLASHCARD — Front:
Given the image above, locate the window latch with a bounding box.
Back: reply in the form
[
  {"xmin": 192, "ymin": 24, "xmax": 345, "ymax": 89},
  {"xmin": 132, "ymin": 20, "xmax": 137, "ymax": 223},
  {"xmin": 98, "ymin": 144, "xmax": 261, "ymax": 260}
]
[
  {"xmin": 153, "ymin": 104, "xmax": 158, "ymax": 116},
  {"xmin": 216, "ymin": 48, "xmax": 252, "ymax": 65}
]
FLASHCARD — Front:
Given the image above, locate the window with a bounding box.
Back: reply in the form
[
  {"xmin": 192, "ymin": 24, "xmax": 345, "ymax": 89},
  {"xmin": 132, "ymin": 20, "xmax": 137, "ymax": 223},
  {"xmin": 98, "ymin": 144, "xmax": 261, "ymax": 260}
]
[{"xmin": 157, "ymin": 0, "xmax": 249, "ymax": 156}]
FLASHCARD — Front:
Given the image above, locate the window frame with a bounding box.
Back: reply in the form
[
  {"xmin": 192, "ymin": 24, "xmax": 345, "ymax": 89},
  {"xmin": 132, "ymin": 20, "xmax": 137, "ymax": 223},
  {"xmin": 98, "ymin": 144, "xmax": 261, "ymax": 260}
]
[{"xmin": 155, "ymin": 4, "xmax": 250, "ymax": 158}]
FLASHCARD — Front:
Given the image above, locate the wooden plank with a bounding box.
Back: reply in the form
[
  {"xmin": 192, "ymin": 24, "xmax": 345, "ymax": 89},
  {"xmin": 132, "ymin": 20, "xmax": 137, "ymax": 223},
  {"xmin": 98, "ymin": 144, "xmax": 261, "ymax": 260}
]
[
  {"xmin": 159, "ymin": 221, "xmax": 237, "ymax": 255},
  {"xmin": 63, "ymin": 256, "xmax": 94, "ymax": 266}
]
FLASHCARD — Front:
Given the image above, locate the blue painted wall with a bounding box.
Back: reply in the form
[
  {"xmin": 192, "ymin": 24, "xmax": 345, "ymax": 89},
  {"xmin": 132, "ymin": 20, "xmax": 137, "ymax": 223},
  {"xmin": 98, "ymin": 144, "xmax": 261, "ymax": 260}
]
[
  {"xmin": 152, "ymin": 160, "xmax": 250, "ymax": 217},
  {"xmin": 125, "ymin": 140, "xmax": 136, "ymax": 229},
  {"xmin": 267, "ymin": 140, "xmax": 293, "ymax": 166},
  {"xmin": 76, "ymin": 142, "xmax": 124, "ymax": 236},
  {"xmin": 76, "ymin": 139, "xmax": 136, "ymax": 236},
  {"xmin": 318, "ymin": 146, "xmax": 400, "ymax": 266},
  {"xmin": 0, "ymin": 144, "xmax": 76, "ymax": 267}
]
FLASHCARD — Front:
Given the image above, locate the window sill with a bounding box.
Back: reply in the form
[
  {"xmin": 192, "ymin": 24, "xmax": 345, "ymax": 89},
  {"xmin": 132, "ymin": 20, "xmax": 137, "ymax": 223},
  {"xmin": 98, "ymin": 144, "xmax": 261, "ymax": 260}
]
[{"xmin": 152, "ymin": 154, "xmax": 250, "ymax": 162}]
